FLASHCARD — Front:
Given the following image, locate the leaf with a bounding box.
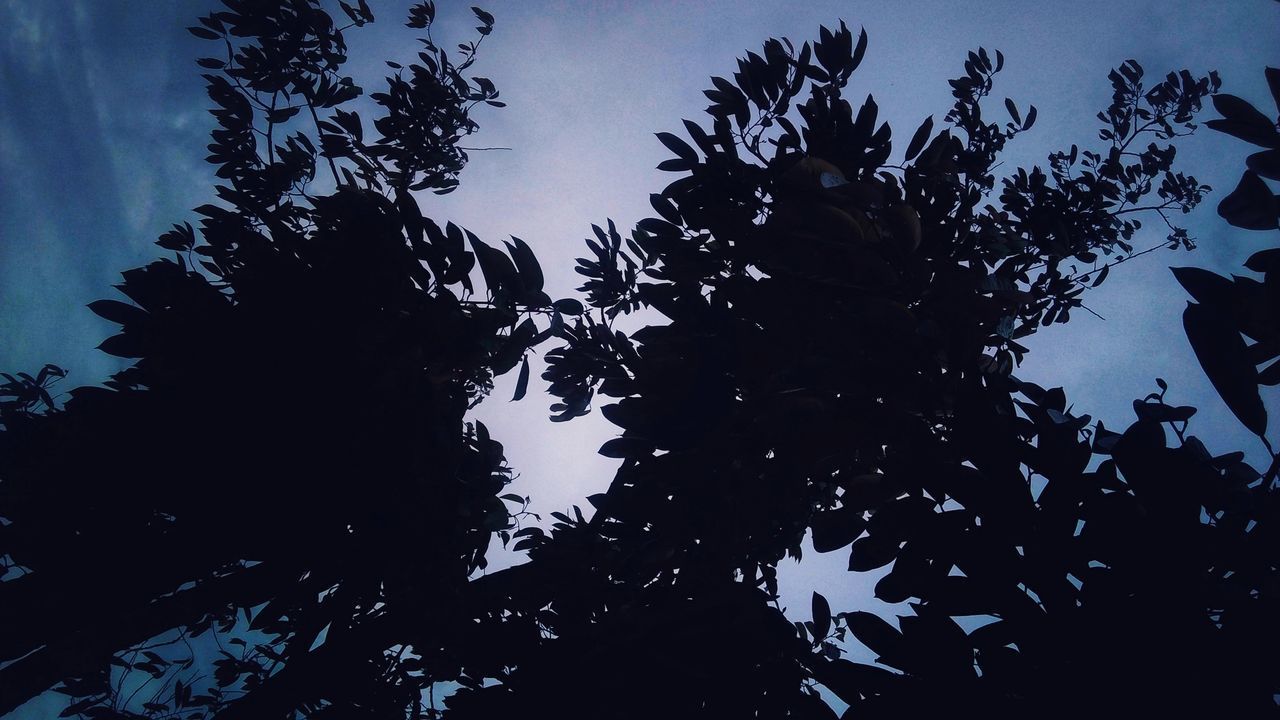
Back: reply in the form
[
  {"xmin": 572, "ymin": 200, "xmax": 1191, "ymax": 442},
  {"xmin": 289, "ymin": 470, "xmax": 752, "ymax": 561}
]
[
  {"xmin": 505, "ymin": 236, "xmax": 544, "ymax": 296},
  {"xmin": 1213, "ymin": 93, "xmax": 1277, "ymax": 137},
  {"xmin": 1259, "ymin": 359, "xmax": 1280, "ymax": 386},
  {"xmin": 87, "ymin": 299, "xmax": 146, "ymax": 326},
  {"xmin": 1022, "ymin": 104, "xmax": 1037, "ymax": 130},
  {"xmin": 649, "ymin": 194, "xmax": 682, "ymax": 226},
  {"xmin": 929, "ymin": 576, "xmax": 997, "ymax": 616},
  {"xmin": 60, "ymin": 699, "xmax": 99, "ymax": 718},
  {"xmin": 97, "ymin": 334, "xmax": 142, "ymax": 358},
  {"xmin": 657, "ymin": 157, "xmax": 695, "ymax": 172},
  {"xmin": 511, "ymin": 356, "xmax": 530, "ymax": 401},
  {"xmin": 850, "ymin": 28, "xmax": 868, "ymax": 73},
  {"xmin": 266, "ymin": 106, "xmax": 301, "ymax": 123},
  {"xmin": 187, "ymin": 26, "xmax": 220, "ymax": 40},
  {"xmin": 471, "ymin": 6, "xmax": 494, "ymax": 26},
  {"xmin": 844, "ymin": 611, "xmax": 903, "ymax": 664},
  {"xmin": 811, "ymin": 592, "xmax": 832, "ymax": 642},
  {"xmin": 681, "ymin": 118, "xmax": 717, "ymax": 157},
  {"xmin": 1244, "ymin": 248, "xmax": 1280, "ymax": 274},
  {"xmin": 811, "ymin": 506, "xmax": 867, "ymax": 553},
  {"xmin": 470, "ymin": 234, "xmax": 521, "ymax": 297},
  {"xmin": 1170, "ymin": 266, "xmax": 1234, "ymax": 307},
  {"xmin": 848, "ymin": 534, "xmax": 899, "ymax": 571},
  {"xmin": 1004, "ymin": 98, "xmax": 1021, "ymax": 125},
  {"xmin": 1267, "ymin": 66, "xmax": 1280, "ymax": 117},
  {"xmin": 1246, "ymin": 149, "xmax": 1280, "ymax": 181},
  {"xmin": 553, "ymin": 298, "xmax": 585, "ymax": 316},
  {"xmin": 1132, "ymin": 400, "xmax": 1196, "ymax": 424},
  {"xmin": 599, "ymin": 437, "xmax": 652, "ymax": 459},
  {"xmin": 1183, "ymin": 302, "xmax": 1267, "ymax": 436},
  {"xmin": 1207, "ymin": 108, "xmax": 1280, "ymax": 148},
  {"xmin": 814, "ymin": 659, "xmax": 895, "ymax": 705},
  {"xmin": 1218, "ymin": 171, "xmax": 1278, "ymax": 230},
  {"xmin": 904, "ymin": 116, "xmax": 933, "ymax": 162},
  {"xmin": 655, "ymin": 132, "xmax": 697, "ymax": 163}
]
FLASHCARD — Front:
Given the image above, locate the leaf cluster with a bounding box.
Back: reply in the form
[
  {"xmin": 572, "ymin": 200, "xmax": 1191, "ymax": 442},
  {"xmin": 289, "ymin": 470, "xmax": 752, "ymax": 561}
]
[{"xmin": 0, "ymin": 3, "xmax": 573, "ymax": 719}]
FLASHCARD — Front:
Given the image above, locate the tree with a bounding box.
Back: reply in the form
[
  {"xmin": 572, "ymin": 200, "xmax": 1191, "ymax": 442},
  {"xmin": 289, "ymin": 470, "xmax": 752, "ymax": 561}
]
[
  {"xmin": 0, "ymin": 2, "xmax": 567, "ymax": 718},
  {"xmin": 2, "ymin": 2, "xmax": 1276, "ymax": 718},
  {"xmin": 448, "ymin": 21, "xmax": 1275, "ymax": 719}
]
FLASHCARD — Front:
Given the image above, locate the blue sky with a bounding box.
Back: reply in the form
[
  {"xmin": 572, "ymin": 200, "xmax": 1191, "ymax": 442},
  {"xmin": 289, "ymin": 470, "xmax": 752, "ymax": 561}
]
[{"xmin": 1, "ymin": 0, "xmax": 1277, "ymax": 714}]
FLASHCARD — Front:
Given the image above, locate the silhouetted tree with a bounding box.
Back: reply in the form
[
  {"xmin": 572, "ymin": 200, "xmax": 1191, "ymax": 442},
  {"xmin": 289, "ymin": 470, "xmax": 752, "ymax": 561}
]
[
  {"xmin": 460, "ymin": 23, "xmax": 1273, "ymax": 720},
  {"xmin": 0, "ymin": 2, "xmax": 570, "ymax": 718},
  {"xmin": 2, "ymin": 3, "xmax": 1276, "ymax": 719}
]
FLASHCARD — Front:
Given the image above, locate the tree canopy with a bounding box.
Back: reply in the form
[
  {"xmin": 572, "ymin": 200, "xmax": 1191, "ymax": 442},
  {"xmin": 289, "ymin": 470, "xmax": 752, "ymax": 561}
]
[{"xmin": 1, "ymin": 2, "xmax": 1277, "ymax": 718}]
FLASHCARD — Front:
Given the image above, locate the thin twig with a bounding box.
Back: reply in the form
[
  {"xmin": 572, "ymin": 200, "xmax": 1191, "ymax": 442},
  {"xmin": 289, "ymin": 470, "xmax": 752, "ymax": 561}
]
[{"xmin": 1079, "ymin": 303, "xmax": 1106, "ymax": 321}]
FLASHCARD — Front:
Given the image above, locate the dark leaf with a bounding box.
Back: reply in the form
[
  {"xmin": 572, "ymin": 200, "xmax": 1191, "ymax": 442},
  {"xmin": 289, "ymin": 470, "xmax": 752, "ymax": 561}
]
[
  {"xmin": 1218, "ymin": 171, "xmax": 1278, "ymax": 230},
  {"xmin": 649, "ymin": 194, "xmax": 682, "ymax": 226},
  {"xmin": 87, "ymin": 299, "xmax": 146, "ymax": 326},
  {"xmin": 598, "ymin": 437, "xmax": 653, "ymax": 459},
  {"xmin": 1183, "ymin": 302, "xmax": 1267, "ymax": 436},
  {"xmin": 904, "ymin": 116, "xmax": 934, "ymax": 162},
  {"xmin": 811, "ymin": 506, "xmax": 867, "ymax": 553},
  {"xmin": 1213, "ymin": 93, "xmax": 1277, "ymax": 138},
  {"xmin": 1259, "ymin": 359, "xmax": 1280, "ymax": 386},
  {"xmin": 850, "ymin": 28, "xmax": 868, "ymax": 74},
  {"xmin": 266, "ymin": 106, "xmax": 301, "ymax": 123},
  {"xmin": 1246, "ymin": 149, "xmax": 1280, "ymax": 181},
  {"xmin": 1206, "ymin": 114, "xmax": 1280, "ymax": 149},
  {"xmin": 845, "ymin": 611, "xmax": 903, "ymax": 664},
  {"xmin": 811, "ymin": 592, "xmax": 832, "ymax": 642},
  {"xmin": 506, "ymin": 236, "xmax": 544, "ymax": 296},
  {"xmin": 1170, "ymin": 266, "xmax": 1234, "ymax": 307},
  {"xmin": 512, "ymin": 356, "xmax": 530, "ymax": 401},
  {"xmin": 655, "ymin": 132, "xmax": 698, "ymax": 163},
  {"xmin": 1244, "ymin": 248, "xmax": 1280, "ymax": 274},
  {"xmin": 657, "ymin": 157, "xmax": 696, "ymax": 172},
  {"xmin": 97, "ymin": 334, "xmax": 142, "ymax": 358},
  {"xmin": 1004, "ymin": 98, "xmax": 1021, "ymax": 125},
  {"xmin": 1267, "ymin": 66, "xmax": 1280, "ymax": 117},
  {"xmin": 848, "ymin": 534, "xmax": 899, "ymax": 571},
  {"xmin": 553, "ymin": 298, "xmax": 585, "ymax": 315}
]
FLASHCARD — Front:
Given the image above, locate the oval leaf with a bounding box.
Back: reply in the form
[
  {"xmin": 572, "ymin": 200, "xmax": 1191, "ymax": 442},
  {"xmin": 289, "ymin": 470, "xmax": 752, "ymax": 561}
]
[
  {"xmin": 1218, "ymin": 171, "xmax": 1278, "ymax": 231},
  {"xmin": 1183, "ymin": 302, "xmax": 1267, "ymax": 436},
  {"xmin": 811, "ymin": 592, "xmax": 832, "ymax": 642},
  {"xmin": 904, "ymin": 116, "xmax": 933, "ymax": 162},
  {"xmin": 655, "ymin": 132, "xmax": 697, "ymax": 163},
  {"xmin": 845, "ymin": 611, "xmax": 903, "ymax": 665},
  {"xmin": 511, "ymin": 355, "xmax": 530, "ymax": 401},
  {"xmin": 811, "ymin": 506, "xmax": 867, "ymax": 553},
  {"xmin": 1170, "ymin": 266, "xmax": 1234, "ymax": 308},
  {"xmin": 87, "ymin": 299, "xmax": 147, "ymax": 326}
]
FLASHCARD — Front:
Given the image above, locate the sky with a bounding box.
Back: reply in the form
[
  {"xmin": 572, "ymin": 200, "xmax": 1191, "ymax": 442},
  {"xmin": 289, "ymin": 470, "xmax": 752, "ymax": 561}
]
[{"xmin": 1, "ymin": 0, "xmax": 1277, "ymax": 714}]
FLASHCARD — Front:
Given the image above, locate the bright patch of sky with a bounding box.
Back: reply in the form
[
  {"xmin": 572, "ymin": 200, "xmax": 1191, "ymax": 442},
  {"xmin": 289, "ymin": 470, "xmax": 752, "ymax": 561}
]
[{"xmin": 1, "ymin": 1, "xmax": 1277, "ymax": 716}]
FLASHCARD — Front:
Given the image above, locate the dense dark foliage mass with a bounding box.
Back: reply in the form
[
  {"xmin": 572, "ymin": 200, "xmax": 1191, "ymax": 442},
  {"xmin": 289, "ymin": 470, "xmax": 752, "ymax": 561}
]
[
  {"xmin": 1, "ymin": 2, "xmax": 561, "ymax": 718},
  {"xmin": 1, "ymin": 2, "xmax": 1276, "ymax": 718}
]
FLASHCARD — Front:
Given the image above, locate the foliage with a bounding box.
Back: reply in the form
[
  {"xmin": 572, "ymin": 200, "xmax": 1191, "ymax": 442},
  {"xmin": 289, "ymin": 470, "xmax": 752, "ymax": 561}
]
[
  {"xmin": 1176, "ymin": 70, "xmax": 1280, "ymax": 442},
  {"xmin": 0, "ymin": 2, "xmax": 574, "ymax": 718},
  {"xmin": 488, "ymin": 20, "xmax": 1273, "ymax": 719},
  {"xmin": 1, "ymin": 3, "xmax": 1277, "ymax": 719}
]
